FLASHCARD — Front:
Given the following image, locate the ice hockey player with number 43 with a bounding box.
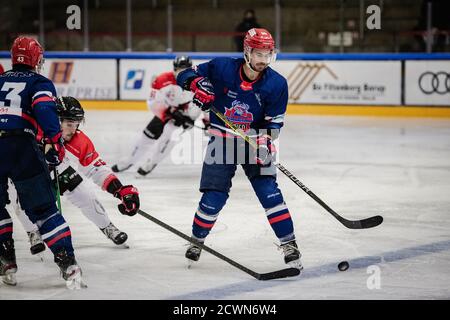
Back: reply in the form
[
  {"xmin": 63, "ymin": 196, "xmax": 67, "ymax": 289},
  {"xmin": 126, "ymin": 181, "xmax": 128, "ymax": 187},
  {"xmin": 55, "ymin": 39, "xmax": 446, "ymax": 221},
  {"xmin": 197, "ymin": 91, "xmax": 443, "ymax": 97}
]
[
  {"xmin": 0, "ymin": 37, "xmax": 82, "ymax": 288},
  {"xmin": 177, "ymin": 28, "xmax": 302, "ymax": 270}
]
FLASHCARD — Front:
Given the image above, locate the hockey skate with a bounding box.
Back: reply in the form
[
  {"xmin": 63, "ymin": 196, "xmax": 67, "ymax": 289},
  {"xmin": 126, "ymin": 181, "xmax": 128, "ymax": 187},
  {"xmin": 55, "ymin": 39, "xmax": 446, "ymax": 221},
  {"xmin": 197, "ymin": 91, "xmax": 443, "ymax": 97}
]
[
  {"xmin": 185, "ymin": 242, "xmax": 203, "ymax": 268},
  {"xmin": 101, "ymin": 223, "xmax": 129, "ymax": 247},
  {"xmin": 111, "ymin": 164, "xmax": 132, "ymax": 173},
  {"xmin": 136, "ymin": 164, "xmax": 157, "ymax": 177},
  {"xmin": 54, "ymin": 249, "xmax": 87, "ymax": 289},
  {"xmin": 279, "ymin": 240, "xmax": 303, "ymax": 271},
  {"xmin": 0, "ymin": 239, "xmax": 17, "ymax": 286},
  {"xmin": 28, "ymin": 230, "xmax": 46, "ymax": 256}
]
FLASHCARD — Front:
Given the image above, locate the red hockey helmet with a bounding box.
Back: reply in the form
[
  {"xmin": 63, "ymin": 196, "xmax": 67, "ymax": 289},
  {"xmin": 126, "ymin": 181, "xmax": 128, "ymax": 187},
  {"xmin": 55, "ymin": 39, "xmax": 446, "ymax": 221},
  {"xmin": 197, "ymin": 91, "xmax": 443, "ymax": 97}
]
[
  {"xmin": 11, "ymin": 36, "xmax": 44, "ymax": 70},
  {"xmin": 243, "ymin": 28, "xmax": 275, "ymax": 51}
]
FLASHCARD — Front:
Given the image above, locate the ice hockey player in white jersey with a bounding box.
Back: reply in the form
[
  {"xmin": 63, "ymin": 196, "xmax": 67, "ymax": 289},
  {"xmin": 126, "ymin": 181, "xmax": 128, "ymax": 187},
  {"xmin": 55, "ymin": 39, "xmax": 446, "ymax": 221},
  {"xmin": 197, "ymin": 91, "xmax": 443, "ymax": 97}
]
[
  {"xmin": 111, "ymin": 55, "xmax": 208, "ymax": 176},
  {"xmin": 11, "ymin": 96, "xmax": 140, "ymax": 255}
]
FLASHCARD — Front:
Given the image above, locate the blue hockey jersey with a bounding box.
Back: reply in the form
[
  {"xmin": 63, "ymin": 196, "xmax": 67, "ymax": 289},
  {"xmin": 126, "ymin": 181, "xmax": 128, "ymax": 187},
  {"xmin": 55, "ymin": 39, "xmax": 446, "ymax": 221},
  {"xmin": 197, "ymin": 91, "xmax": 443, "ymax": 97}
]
[
  {"xmin": 0, "ymin": 66, "xmax": 60, "ymax": 138},
  {"xmin": 177, "ymin": 57, "xmax": 288, "ymax": 136}
]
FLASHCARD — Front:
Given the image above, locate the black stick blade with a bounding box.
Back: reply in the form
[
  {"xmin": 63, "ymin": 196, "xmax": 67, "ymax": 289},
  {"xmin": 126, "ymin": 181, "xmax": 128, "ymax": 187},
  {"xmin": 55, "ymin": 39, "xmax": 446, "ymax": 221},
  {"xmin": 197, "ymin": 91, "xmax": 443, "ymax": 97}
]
[
  {"xmin": 342, "ymin": 215, "xmax": 384, "ymax": 229},
  {"xmin": 258, "ymin": 267, "xmax": 301, "ymax": 281}
]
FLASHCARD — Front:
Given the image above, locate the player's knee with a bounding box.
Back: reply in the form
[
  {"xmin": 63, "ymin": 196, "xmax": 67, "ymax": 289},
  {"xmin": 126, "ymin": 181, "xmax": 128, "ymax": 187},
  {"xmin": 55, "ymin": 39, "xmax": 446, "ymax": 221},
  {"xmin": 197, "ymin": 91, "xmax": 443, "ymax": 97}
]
[
  {"xmin": 251, "ymin": 177, "xmax": 284, "ymax": 209},
  {"xmin": 14, "ymin": 172, "xmax": 57, "ymax": 222},
  {"xmin": 199, "ymin": 190, "xmax": 229, "ymax": 215},
  {"xmin": 143, "ymin": 117, "xmax": 165, "ymax": 139}
]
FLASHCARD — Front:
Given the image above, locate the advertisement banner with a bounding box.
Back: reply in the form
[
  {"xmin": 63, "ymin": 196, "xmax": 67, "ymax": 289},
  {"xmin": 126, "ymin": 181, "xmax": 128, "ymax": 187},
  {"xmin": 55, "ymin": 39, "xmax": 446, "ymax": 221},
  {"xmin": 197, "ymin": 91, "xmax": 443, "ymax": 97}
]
[
  {"xmin": 0, "ymin": 58, "xmax": 117, "ymax": 100},
  {"xmin": 271, "ymin": 60, "xmax": 402, "ymax": 105},
  {"xmin": 0, "ymin": 59, "xmax": 11, "ymax": 73},
  {"xmin": 120, "ymin": 59, "xmax": 208, "ymax": 100},
  {"xmin": 405, "ymin": 61, "xmax": 450, "ymax": 106},
  {"xmin": 43, "ymin": 59, "xmax": 117, "ymax": 99}
]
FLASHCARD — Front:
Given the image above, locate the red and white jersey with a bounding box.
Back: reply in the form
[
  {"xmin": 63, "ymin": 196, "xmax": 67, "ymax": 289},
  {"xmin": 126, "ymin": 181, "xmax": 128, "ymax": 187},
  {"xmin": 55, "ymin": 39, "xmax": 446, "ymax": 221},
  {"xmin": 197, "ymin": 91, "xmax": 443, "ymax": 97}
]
[
  {"xmin": 147, "ymin": 71, "xmax": 199, "ymax": 121},
  {"xmin": 61, "ymin": 130, "xmax": 117, "ymax": 191}
]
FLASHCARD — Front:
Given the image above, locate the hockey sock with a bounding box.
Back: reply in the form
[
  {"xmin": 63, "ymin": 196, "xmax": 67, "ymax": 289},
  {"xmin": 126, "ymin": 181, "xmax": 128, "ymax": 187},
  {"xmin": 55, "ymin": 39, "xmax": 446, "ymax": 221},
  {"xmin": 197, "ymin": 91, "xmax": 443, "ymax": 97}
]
[
  {"xmin": 37, "ymin": 213, "xmax": 74, "ymax": 256},
  {"xmin": 192, "ymin": 191, "xmax": 228, "ymax": 240},
  {"xmin": 265, "ymin": 202, "xmax": 295, "ymax": 242},
  {"xmin": 250, "ymin": 176, "xmax": 295, "ymax": 241},
  {"xmin": 0, "ymin": 209, "xmax": 13, "ymax": 243}
]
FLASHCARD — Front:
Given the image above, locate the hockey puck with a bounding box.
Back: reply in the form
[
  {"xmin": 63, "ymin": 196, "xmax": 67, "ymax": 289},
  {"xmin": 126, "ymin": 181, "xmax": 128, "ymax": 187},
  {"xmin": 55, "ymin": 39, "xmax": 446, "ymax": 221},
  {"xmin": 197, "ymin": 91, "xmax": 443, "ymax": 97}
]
[{"xmin": 338, "ymin": 261, "xmax": 349, "ymax": 271}]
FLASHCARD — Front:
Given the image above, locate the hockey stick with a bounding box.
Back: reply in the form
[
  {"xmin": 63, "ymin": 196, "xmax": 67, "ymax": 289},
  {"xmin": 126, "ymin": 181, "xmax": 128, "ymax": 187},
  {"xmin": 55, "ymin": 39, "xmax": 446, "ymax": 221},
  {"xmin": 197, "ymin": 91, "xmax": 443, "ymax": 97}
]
[
  {"xmin": 209, "ymin": 106, "xmax": 383, "ymax": 230},
  {"xmin": 137, "ymin": 209, "xmax": 300, "ymax": 280},
  {"xmin": 53, "ymin": 167, "xmax": 62, "ymax": 213}
]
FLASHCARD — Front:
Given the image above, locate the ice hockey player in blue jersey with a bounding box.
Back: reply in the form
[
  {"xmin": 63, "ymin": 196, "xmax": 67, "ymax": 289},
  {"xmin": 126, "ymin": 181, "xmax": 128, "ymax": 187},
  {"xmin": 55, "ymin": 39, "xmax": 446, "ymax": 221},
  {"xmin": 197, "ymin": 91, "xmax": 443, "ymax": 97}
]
[
  {"xmin": 177, "ymin": 28, "xmax": 302, "ymax": 270},
  {"xmin": 0, "ymin": 36, "xmax": 84, "ymax": 288}
]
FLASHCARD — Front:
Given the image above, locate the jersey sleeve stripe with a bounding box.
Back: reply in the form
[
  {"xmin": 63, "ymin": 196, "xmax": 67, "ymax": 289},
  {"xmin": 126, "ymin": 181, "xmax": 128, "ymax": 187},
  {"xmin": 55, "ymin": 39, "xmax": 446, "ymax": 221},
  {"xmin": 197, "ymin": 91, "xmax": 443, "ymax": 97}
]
[
  {"xmin": 31, "ymin": 96, "xmax": 54, "ymax": 108},
  {"xmin": 32, "ymin": 91, "xmax": 53, "ymax": 100}
]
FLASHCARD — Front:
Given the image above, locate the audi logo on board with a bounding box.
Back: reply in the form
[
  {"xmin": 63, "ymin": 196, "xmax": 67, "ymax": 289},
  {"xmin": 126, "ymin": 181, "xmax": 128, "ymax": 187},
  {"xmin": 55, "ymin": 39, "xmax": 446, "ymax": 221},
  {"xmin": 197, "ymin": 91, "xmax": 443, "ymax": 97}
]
[{"xmin": 418, "ymin": 71, "xmax": 450, "ymax": 95}]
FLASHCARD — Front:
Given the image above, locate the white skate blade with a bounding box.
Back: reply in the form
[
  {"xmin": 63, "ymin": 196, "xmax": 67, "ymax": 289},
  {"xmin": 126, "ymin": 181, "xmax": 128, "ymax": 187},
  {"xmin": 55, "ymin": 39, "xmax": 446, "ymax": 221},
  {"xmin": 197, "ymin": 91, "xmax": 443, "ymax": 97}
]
[
  {"xmin": 2, "ymin": 273, "xmax": 17, "ymax": 286},
  {"xmin": 65, "ymin": 266, "xmax": 87, "ymax": 290}
]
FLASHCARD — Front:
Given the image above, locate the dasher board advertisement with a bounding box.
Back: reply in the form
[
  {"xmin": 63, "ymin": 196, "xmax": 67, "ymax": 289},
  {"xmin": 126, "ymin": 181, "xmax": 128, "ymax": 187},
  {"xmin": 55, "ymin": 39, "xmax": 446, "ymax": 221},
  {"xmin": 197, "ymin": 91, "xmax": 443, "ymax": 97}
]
[
  {"xmin": 0, "ymin": 58, "xmax": 117, "ymax": 100},
  {"xmin": 120, "ymin": 59, "xmax": 208, "ymax": 100},
  {"xmin": 405, "ymin": 60, "xmax": 450, "ymax": 106},
  {"xmin": 272, "ymin": 60, "xmax": 401, "ymax": 105}
]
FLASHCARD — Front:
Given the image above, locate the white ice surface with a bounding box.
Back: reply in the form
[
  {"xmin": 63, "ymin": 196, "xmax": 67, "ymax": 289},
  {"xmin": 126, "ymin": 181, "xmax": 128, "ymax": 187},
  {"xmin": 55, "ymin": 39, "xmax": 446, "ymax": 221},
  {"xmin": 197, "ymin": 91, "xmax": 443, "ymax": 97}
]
[{"xmin": 1, "ymin": 111, "xmax": 450, "ymax": 300}]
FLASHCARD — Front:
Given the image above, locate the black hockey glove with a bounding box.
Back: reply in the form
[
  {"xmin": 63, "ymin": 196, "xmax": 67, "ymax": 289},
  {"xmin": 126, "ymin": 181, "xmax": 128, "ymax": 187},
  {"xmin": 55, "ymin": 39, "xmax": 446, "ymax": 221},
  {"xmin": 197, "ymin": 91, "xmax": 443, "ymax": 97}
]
[
  {"xmin": 189, "ymin": 77, "xmax": 215, "ymax": 112},
  {"xmin": 114, "ymin": 185, "xmax": 140, "ymax": 216},
  {"xmin": 171, "ymin": 109, "xmax": 194, "ymax": 129},
  {"xmin": 43, "ymin": 132, "xmax": 65, "ymax": 167}
]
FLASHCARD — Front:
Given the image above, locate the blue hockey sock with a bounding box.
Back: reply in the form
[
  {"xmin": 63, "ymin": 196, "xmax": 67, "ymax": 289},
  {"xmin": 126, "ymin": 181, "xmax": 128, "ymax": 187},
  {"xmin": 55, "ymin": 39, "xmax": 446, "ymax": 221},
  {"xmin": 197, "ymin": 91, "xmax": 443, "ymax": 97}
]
[
  {"xmin": 192, "ymin": 191, "xmax": 228, "ymax": 240},
  {"xmin": 38, "ymin": 213, "xmax": 74, "ymax": 256},
  {"xmin": 0, "ymin": 209, "xmax": 13, "ymax": 243}
]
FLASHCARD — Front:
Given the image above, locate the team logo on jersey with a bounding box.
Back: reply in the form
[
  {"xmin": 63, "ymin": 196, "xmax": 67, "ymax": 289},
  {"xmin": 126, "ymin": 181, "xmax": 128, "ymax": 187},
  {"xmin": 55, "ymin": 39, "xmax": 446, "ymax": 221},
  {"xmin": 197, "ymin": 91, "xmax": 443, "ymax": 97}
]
[
  {"xmin": 224, "ymin": 100, "xmax": 253, "ymax": 132},
  {"xmin": 49, "ymin": 62, "xmax": 74, "ymax": 84},
  {"xmin": 124, "ymin": 69, "xmax": 145, "ymax": 90}
]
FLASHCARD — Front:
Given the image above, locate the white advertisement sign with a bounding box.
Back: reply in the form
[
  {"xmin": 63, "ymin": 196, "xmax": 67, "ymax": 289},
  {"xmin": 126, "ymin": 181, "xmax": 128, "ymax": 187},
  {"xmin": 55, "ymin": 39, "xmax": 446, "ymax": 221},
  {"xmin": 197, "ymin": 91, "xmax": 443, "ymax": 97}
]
[
  {"xmin": 42, "ymin": 59, "xmax": 117, "ymax": 99},
  {"xmin": 271, "ymin": 60, "xmax": 401, "ymax": 105},
  {"xmin": 0, "ymin": 59, "xmax": 11, "ymax": 71},
  {"xmin": 405, "ymin": 61, "xmax": 450, "ymax": 106},
  {"xmin": 0, "ymin": 58, "xmax": 117, "ymax": 99},
  {"xmin": 120, "ymin": 59, "xmax": 208, "ymax": 100}
]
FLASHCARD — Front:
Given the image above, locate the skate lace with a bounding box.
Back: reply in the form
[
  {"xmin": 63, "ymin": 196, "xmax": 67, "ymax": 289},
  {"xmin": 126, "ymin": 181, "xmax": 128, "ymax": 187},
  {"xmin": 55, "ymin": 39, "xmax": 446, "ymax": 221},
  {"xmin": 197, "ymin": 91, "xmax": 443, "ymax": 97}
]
[
  {"xmin": 276, "ymin": 241, "xmax": 299, "ymax": 257},
  {"xmin": 187, "ymin": 243, "xmax": 202, "ymax": 254},
  {"xmin": 103, "ymin": 223, "xmax": 121, "ymax": 239},
  {"xmin": 28, "ymin": 231, "xmax": 43, "ymax": 246}
]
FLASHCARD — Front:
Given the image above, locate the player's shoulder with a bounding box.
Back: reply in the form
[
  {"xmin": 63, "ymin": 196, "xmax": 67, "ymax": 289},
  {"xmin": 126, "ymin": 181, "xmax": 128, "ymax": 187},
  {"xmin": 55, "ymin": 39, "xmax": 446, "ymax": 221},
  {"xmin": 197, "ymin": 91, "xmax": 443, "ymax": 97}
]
[
  {"xmin": 263, "ymin": 67, "xmax": 288, "ymax": 89},
  {"xmin": 66, "ymin": 130, "xmax": 94, "ymax": 151},
  {"xmin": 210, "ymin": 57, "xmax": 240, "ymax": 68},
  {"xmin": 152, "ymin": 71, "xmax": 176, "ymax": 89},
  {"xmin": 265, "ymin": 67, "xmax": 287, "ymax": 83},
  {"xmin": 30, "ymin": 73, "xmax": 57, "ymax": 93}
]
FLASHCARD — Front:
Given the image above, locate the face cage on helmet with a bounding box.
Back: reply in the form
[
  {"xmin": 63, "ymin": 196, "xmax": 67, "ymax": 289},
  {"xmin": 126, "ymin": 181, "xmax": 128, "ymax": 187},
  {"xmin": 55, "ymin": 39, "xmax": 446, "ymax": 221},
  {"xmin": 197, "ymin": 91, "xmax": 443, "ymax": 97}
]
[
  {"xmin": 35, "ymin": 56, "xmax": 45, "ymax": 73},
  {"xmin": 243, "ymin": 46, "xmax": 277, "ymax": 72}
]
